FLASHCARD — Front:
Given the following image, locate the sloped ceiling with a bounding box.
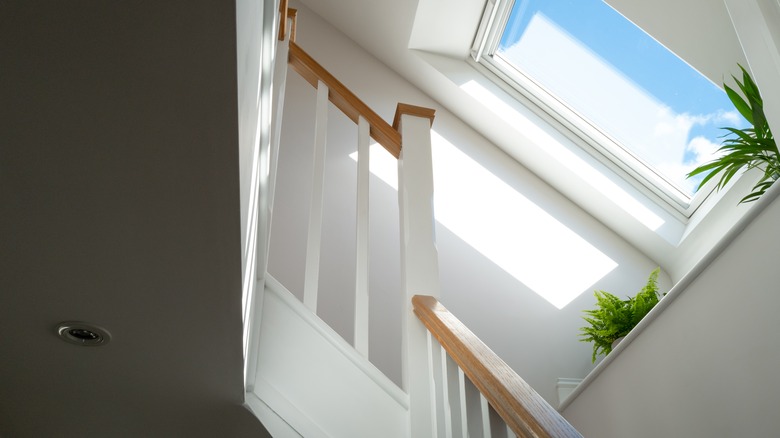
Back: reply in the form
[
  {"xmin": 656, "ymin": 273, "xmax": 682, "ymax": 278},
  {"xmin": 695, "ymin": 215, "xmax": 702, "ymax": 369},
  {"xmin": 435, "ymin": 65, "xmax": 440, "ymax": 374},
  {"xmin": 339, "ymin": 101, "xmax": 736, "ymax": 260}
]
[
  {"xmin": 0, "ymin": 1, "xmax": 266, "ymax": 436},
  {"xmin": 299, "ymin": 0, "xmax": 745, "ymax": 97}
]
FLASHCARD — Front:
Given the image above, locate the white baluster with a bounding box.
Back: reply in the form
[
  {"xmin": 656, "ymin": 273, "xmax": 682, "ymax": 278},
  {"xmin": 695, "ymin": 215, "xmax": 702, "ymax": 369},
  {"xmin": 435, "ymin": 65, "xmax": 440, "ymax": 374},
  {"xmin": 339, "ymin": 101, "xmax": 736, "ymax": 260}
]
[
  {"xmin": 398, "ymin": 106, "xmax": 439, "ymax": 437},
  {"xmin": 303, "ymin": 80, "xmax": 328, "ymax": 312},
  {"xmin": 440, "ymin": 345, "xmax": 453, "ymax": 438},
  {"xmin": 429, "ymin": 333, "xmax": 444, "ymax": 438},
  {"xmin": 446, "ymin": 355, "xmax": 465, "ymax": 438},
  {"xmin": 480, "ymin": 394, "xmax": 492, "ymax": 438},
  {"xmin": 457, "ymin": 368, "xmax": 469, "ymax": 438},
  {"xmin": 354, "ymin": 116, "xmax": 370, "ymax": 356},
  {"xmin": 427, "ymin": 335, "xmax": 449, "ymax": 438}
]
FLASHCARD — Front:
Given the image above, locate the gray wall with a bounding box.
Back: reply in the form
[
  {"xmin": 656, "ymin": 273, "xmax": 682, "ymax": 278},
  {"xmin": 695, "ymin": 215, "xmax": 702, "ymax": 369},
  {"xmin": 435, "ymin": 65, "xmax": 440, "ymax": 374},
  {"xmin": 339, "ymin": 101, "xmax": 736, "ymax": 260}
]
[
  {"xmin": 268, "ymin": 3, "xmax": 667, "ymax": 404},
  {"xmin": 0, "ymin": 1, "xmax": 269, "ymax": 435}
]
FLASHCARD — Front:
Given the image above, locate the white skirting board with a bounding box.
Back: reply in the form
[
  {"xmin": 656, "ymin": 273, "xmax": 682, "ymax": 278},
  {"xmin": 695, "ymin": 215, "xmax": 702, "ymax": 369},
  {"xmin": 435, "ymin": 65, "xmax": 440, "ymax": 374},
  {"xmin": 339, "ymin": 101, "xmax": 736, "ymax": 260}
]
[{"xmin": 556, "ymin": 378, "xmax": 583, "ymax": 409}]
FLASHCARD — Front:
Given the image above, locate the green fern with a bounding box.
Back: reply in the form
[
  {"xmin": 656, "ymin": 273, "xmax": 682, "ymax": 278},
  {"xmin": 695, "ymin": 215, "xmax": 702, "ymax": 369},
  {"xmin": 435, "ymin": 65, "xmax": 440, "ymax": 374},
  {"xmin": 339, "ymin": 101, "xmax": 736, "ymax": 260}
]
[{"xmin": 579, "ymin": 268, "xmax": 661, "ymax": 363}]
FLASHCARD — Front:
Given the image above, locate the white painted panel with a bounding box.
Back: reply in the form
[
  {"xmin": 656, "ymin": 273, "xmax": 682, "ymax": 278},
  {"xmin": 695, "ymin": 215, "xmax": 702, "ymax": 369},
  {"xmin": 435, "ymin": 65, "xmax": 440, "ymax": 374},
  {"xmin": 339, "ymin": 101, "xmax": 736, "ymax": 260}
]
[
  {"xmin": 244, "ymin": 392, "xmax": 304, "ymax": 438},
  {"xmin": 253, "ymin": 278, "xmax": 408, "ymax": 438}
]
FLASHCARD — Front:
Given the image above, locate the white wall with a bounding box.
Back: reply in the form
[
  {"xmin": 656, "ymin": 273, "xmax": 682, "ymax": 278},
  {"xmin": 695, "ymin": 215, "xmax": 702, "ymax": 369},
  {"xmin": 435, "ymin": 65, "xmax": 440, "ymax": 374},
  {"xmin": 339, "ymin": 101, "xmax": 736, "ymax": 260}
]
[
  {"xmin": 268, "ymin": 2, "xmax": 667, "ymax": 405},
  {"xmin": 561, "ymin": 189, "xmax": 780, "ymax": 437},
  {"xmin": 236, "ymin": 0, "xmax": 264, "ymax": 258}
]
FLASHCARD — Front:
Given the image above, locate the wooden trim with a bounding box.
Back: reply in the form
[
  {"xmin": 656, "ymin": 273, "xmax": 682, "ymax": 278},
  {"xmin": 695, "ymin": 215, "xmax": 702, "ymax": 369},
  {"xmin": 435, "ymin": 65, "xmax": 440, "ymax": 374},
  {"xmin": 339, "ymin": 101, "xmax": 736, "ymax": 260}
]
[
  {"xmin": 277, "ymin": 0, "xmax": 288, "ymax": 41},
  {"xmin": 412, "ymin": 295, "xmax": 583, "ymax": 438},
  {"xmin": 288, "ymin": 8, "xmax": 298, "ymax": 43},
  {"xmin": 288, "ymin": 41, "xmax": 402, "ymax": 158},
  {"xmin": 393, "ymin": 103, "xmax": 436, "ymax": 131}
]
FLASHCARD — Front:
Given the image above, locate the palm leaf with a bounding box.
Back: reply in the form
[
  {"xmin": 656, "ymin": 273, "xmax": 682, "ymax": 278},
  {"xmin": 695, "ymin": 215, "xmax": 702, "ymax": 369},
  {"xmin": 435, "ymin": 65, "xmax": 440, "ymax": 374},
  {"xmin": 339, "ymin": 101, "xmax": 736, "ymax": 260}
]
[
  {"xmin": 725, "ymin": 83, "xmax": 753, "ymax": 124},
  {"xmin": 686, "ymin": 64, "xmax": 779, "ymax": 202}
]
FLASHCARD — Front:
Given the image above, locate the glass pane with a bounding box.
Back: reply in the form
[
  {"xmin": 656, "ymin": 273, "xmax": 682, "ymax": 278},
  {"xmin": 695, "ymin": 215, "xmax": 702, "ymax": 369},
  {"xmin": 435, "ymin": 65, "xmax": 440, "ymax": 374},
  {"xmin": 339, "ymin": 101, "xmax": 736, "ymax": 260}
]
[{"xmin": 496, "ymin": 0, "xmax": 746, "ymax": 198}]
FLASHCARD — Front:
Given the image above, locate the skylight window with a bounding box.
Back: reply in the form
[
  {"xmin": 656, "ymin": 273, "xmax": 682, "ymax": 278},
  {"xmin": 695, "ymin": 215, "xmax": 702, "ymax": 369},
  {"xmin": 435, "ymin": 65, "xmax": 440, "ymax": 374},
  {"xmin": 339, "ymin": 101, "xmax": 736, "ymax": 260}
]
[{"xmin": 473, "ymin": 0, "xmax": 746, "ymax": 213}]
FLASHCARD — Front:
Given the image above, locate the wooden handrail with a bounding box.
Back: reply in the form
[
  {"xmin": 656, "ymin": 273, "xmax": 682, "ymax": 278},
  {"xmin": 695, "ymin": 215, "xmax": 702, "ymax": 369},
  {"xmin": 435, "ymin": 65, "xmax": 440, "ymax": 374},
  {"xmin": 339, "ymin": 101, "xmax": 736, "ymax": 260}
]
[
  {"xmin": 288, "ymin": 41, "xmax": 403, "ymax": 158},
  {"xmin": 281, "ymin": 8, "xmax": 436, "ymax": 159},
  {"xmin": 412, "ymin": 295, "xmax": 583, "ymax": 438},
  {"xmin": 393, "ymin": 103, "xmax": 436, "ymax": 131}
]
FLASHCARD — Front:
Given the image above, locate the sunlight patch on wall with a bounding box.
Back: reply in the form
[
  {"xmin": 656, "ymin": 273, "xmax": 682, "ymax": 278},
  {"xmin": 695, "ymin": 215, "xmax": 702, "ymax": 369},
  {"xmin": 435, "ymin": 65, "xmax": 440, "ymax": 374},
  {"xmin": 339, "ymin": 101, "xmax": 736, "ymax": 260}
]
[
  {"xmin": 460, "ymin": 79, "xmax": 666, "ymax": 231},
  {"xmin": 350, "ymin": 135, "xmax": 618, "ymax": 309}
]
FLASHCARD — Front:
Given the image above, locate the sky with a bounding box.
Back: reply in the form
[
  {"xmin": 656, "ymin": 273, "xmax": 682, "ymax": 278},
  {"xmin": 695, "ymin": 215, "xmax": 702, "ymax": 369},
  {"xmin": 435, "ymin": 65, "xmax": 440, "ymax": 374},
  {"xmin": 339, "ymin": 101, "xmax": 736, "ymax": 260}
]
[{"xmin": 497, "ymin": 0, "xmax": 746, "ymax": 198}]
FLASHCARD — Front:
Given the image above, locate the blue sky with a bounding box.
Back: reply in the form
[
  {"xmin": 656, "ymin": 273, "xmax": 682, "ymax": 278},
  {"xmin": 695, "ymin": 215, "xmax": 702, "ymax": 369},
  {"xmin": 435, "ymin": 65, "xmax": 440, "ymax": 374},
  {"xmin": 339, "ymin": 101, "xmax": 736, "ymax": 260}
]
[{"xmin": 497, "ymin": 0, "xmax": 745, "ymax": 195}]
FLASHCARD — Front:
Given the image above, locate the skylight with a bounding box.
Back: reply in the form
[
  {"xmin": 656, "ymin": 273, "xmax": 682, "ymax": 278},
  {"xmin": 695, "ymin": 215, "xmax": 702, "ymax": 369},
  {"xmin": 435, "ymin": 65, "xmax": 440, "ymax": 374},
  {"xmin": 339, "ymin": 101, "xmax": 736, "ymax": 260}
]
[{"xmin": 474, "ymin": 0, "xmax": 746, "ymax": 211}]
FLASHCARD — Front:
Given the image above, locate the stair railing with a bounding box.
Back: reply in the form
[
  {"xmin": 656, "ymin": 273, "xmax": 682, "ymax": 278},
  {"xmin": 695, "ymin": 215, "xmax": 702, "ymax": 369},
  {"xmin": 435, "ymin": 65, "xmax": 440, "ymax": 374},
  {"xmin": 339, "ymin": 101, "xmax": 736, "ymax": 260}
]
[
  {"xmin": 273, "ymin": 7, "xmax": 442, "ymax": 435},
  {"xmin": 264, "ymin": 6, "xmax": 582, "ymax": 437},
  {"xmin": 413, "ymin": 295, "xmax": 583, "ymax": 438}
]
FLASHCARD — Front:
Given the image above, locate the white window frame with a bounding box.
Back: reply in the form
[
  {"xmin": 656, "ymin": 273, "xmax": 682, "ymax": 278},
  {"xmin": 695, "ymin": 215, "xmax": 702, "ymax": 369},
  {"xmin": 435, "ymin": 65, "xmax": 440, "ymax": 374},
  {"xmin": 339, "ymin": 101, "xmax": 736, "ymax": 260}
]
[{"xmin": 470, "ymin": 0, "xmax": 722, "ymax": 218}]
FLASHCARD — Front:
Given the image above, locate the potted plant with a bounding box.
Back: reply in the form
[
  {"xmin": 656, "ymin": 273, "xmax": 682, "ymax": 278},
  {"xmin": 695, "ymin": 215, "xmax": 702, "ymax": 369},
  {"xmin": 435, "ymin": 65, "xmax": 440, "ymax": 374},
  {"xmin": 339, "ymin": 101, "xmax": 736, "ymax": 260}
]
[
  {"xmin": 687, "ymin": 65, "xmax": 779, "ymax": 203},
  {"xmin": 578, "ymin": 268, "xmax": 662, "ymax": 363}
]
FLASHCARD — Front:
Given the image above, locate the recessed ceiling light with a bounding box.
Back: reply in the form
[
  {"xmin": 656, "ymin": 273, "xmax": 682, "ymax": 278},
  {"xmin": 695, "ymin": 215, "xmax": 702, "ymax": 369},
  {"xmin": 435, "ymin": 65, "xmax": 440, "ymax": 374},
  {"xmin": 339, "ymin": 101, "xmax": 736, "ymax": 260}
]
[{"xmin": 56, "ymin": 322, "xmax": 111, "ymax": 346}]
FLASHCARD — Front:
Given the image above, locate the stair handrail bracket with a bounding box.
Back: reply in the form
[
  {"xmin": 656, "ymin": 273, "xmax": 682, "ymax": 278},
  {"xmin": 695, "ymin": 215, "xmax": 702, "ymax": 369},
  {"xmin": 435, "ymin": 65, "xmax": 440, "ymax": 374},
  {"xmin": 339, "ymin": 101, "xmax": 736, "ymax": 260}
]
[{"xmin": 413, "ymin": 295, "xmax": 583, "ymax": 438}]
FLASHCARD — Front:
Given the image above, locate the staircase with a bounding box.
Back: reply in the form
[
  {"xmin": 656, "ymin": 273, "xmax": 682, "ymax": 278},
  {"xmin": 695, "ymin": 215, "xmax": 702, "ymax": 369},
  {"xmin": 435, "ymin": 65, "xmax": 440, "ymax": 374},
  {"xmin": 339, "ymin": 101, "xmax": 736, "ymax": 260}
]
[{"xmin": 239, "ymin": 4, "xmax": 581, "ymax": 437}]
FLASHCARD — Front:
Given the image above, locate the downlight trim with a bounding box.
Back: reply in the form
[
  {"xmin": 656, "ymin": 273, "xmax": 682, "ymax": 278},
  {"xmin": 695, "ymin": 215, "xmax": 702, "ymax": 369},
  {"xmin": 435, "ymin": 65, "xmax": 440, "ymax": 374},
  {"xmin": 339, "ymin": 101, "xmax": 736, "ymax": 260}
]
[{"xmin": 56, "ymin": 322, "xmax": 111, "ymax": 347}]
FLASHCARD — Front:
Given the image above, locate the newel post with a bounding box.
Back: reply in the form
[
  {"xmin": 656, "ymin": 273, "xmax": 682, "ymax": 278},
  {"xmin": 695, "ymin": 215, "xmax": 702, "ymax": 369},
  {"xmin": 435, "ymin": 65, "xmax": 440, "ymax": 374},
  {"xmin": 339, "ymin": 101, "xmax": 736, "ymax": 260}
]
[{"xmin": 395, "ymin": 103, "xmax": 439, "ymax": 437}]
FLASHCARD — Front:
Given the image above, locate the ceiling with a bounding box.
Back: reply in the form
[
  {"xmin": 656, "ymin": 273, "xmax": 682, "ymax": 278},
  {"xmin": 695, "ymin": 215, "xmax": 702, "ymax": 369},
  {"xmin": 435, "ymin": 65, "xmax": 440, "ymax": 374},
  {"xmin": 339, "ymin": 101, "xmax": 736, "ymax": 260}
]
[{"xmin": 0, "ymin": 1, "xmax": 267, "ymax": 436}]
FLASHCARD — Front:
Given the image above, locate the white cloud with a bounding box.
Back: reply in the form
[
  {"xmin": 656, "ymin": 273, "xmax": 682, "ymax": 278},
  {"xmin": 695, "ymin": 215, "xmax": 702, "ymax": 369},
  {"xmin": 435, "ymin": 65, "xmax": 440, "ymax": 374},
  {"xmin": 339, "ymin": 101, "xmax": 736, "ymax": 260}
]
[
  {"xmin": 500, "ymin": 12, "xmax": 731, "ymax": 197},
  {"xmin": 715, "ymin": 110, "xmax": 742, "ymax": 126},
  {"xmin": 654, "ymin": 135, "xmax": 722, "ymax": 193},
  {"xmin": 687, "ymin": 135, "xmax": 722, "ymax": 162}
]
